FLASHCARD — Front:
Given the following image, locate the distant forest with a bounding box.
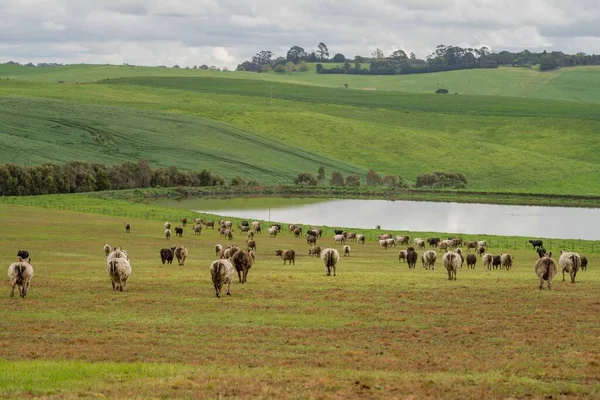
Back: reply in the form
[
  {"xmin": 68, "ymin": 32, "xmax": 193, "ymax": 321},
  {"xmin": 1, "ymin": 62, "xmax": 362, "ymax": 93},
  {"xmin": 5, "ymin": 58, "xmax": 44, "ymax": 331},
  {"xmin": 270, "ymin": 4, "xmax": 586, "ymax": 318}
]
[{"xmin": 236, "ymin": 43, "xmax": 600, "ymax": 75}]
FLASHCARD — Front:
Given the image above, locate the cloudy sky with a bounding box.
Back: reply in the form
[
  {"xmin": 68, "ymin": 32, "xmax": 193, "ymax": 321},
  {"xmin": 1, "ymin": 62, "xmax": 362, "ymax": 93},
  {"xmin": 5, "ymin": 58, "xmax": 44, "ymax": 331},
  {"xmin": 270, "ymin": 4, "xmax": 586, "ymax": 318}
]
[{"xmin": 1, "ymin": 0, "xmax": 599, "ymax": 68}]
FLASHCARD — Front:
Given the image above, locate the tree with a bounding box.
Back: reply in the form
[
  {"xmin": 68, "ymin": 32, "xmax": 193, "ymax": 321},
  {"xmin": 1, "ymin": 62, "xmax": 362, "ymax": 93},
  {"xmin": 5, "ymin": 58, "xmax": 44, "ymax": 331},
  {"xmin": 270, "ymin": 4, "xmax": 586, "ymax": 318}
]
[
  {"xmin": 331, "ymin": 53, "xmax": 346, "ymax": 63},
  {"xmin": 286, "ymin": 46, "xmax": 307, "ymax": 63},
  {"xmin": 330, "ymin": 171, "xmax": 345, "ymax": 186},
  {"xmin": 317, "ymin": 42, "xmax": 329, "ymax": 61},
  {"xmin": 293, "ymin": 172, "xmax": 318, "ymax": 186},
  {"xmin": 298, "ymin": 61, "xmax": 309, "ymax": 72},
  {"xmin": 260, "ymin": 63, "xmax": 272, "ymax": 73},
  {"xmin": 252, "ymin": 50, "xmax": 274, "ymax": 66},
  {"xmin": 317, "ymin": 166, "xmax": 325, "ymax": 183},
  {"xmin": 274, "ymin": 64, "xmax": 286, "ymax": 73},
  {"xmin": 345, "ymin": 175, "xmax": 361, "ymax": 187},
  {"xmin": 366, "ymin": 169, "xmax": 383, "ymax": 186},
  {"xmin": 540, "ymin": 55, "xmax": 559, "ymax": 71},
  {"xmin": 230, "ymin": 176, "xmax": 246, "ymax": 186},
  {"xmin": 371, "ymin": 48, "xmax": 385, "ymax": 60},
  {"xmin": 390, "ymin": 49, "xmax": 408, "ymax": 61},
  {"xmin": 284, "ymin": 61, "xmax": 296, "ymax": 73}
]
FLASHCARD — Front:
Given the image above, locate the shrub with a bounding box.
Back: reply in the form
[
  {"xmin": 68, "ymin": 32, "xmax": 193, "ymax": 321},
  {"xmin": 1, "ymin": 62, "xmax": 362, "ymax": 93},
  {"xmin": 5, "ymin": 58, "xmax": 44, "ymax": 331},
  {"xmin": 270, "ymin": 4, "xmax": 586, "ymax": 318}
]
[
  {"xmin": 435, "ymin": 88, "xmax": 449, "ymax": 94},
  {"xmin": 274, "ymin": 64, "xmax": 286, "ymax": 73},
  {"xmin": 298, "ymin": 61, "xmax": 309, "ymax": 72}
]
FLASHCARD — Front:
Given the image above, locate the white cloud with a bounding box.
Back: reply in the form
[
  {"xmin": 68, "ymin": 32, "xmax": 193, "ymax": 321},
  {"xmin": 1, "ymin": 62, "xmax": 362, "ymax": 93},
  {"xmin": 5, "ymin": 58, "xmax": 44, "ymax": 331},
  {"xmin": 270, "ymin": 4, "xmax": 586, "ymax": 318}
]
[{"xmin": 1, "ymin": 0, "xmax": 600, "ymax": 68}]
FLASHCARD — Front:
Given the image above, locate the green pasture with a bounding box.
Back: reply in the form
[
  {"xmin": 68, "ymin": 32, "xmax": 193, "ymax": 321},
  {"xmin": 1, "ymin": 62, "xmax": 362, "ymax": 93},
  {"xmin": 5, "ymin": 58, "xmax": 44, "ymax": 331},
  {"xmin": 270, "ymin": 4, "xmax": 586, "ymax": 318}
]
[
  {"xmin": 1, "ymin": 198, "xmax": 599, "ymax": 398},
  {"xmin": 3, "ymin": 63, "xmax": 600, "ymax": 102},
  {"xmin": 1, "ymin": 78, "xmax": 599, "ymax": 195}
]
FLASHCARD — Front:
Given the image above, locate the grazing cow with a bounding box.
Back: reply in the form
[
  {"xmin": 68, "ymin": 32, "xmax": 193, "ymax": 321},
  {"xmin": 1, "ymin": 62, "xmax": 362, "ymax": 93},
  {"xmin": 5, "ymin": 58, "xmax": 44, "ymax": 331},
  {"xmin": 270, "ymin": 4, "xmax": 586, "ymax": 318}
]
[
  {"xmin": 224, "ymin": 221, "xmax": 233, "ymax": 228},
  {"xmin": 379, "ymin": 239, "xmax": 390, "ymax": 250},
  {"xmin": 343, "ymin": 245, "xmax": 351, "ymax": 257},
  {"xmin": 8, "ymin": 261, "xmax": 34, "ymax": 298},
  {"xmin": 333, "ymin": 234, "xmax": 346, "ymax": 244},
  {"xmin": 378, "ymin": 233, "xmax": 392, "ymax": 240},
  {"xmin": 482, "ymin": 253, "xmax": 493, "ymax": 270},
  {"xmin": 271, "ymin": 224, "xmax": 281, "ymax": 232},
  {"xmin": 160, "ymin": 247, "xmax": 176, "ymax": 265},
  {"xmin": 477, "ymin": 241, "xmax": 488, "ymax": 249},
  {"xmin": 203, "ymin": 220, "xmax": 215, "ymax": 229},
  {"xmin": 395, "ymin": 236, "xmax": 409, "ymax": 245},
  {"xmin": 398, "ymin": 250, "xmax": 407, "ymax": 262},
  {"xmin": 253, "ymin": 222, "xmax": 262, "ymax": 234},
  {"xmin": 415, "ymin": 239, "xmax": 425, "ymax": 249},
  {"xmin": 175, "ymin": 227, "xmax": 183, "ymax": 237},
  {"xmin": 492, "ymin": 255, "xmax": 502, "ymax": 269},
  {"xmin": 356, "ymin": 234, "xmax": 365, "ymax": 244},
  {"xmin": 275, "ymin": 249, "xmax": 296, "ymax": 265},
  {"xmin": 107, "ymin": 257, "xmax": 131, "ymax": 292},
  {"xmin": 581, "ymin": 256, "xmax": 588, "ymax": 271},
  {"xmin": 232, "ymin": 250, "xmax": 254, "ymax": 284},
  {"xmin": 308, "ymin": 246, "xmax": 322, "ymax": 257},
  {"xmin": 307, "ymin": 229, "xmax": 319, "ymax": 238},
  {"xmin": 406, "ymin": 249, "xmax": 418, "ymax": 269},
  {"xmin": 346, "ymin": 232, "xmax": 357, "ymax": 242},
  {"xmin": 194, "ymin": 225, "xmax": 202, "ymax": 235},
  {"xmin": 529, "ymin": 239, "xmax": 544, "ymax": 250},
  {"xmin": 321, "ymin": 248, "xmax": 340, "ymax": 276},
  {"xmin": 559, "ymin": 250, "xmax": 581, "ymax": 283},
  {"xmin": 222, "ymin": 246, "xmax": 240, "ymax": 260},
  {"xmin": 241, "ymin": 221, "xmax": 249, "ymax": 227},
  {"xmin": 174, "ymin": 246, "xmax": 188, "ymax": 266},
  {"xmin": 226, "ymin": 229, "xmax": 233, "ymax": 241},
  {"xmin": 500, "ymin": 253, "xmax": 513, "ymax": 270},
  {"xmin": 427, "ymin": 237, "xmax": 440, "ymax": 247},
  {"xmin": 124, "ymin": 222, "xmax": 131, "ymax": 233},
  {"xmin": 466, "ymin": 254, "xmax": 477, "ymax": 269},
  {"xmin": 421, "ymin": 250, "xmax": 436, "ymax": 270},
  {"xmin": 181, "ymin": 218, "xmax": 187, "ymax": 227},
  {"xmin": 239, "ymin": 225, "xmax": 250, "ymax": 234},
  {"xmin": 438, "ymin": 240, "xmax": 450, "ymax": 252},
  {"xmin": 306, "ymin": 234, "xmax": 317, "ymax": 246},
  {"xmin": 17, "ymin": 250, "xmax": 30, "ymax": 263},
  {"xmin": 268, "ymin": 227, "xmax": 278, "ymax": 237},
  {"xmin": 534, "ymin": 257, "xmax": 558, "ymax": 290},
  {"xmin": 103, "ymin": 244, "xmax": 111, "ymax": 257},
  {"xmin": 477, "ymin": 246, "xmax": 486, "ymax": 256},
  {"xmin": 293, "ymin": 227, "xmax": 302, "ymax": 237},
  {"xmin": 210, "ymin": 259, "xmax": 235, "ymax": 297},
  {"xmin": 247, "ymin": 231, "xmax": 254, "ymax": 240},
  {"xmin": 246, "ymin": 239, "xmax": 256, "ymax": 252},
  {"xmin": 334, "ymin": 229, "xmax": 343, "ymax": 235},
  {"xmin": 215, "ymin": 244, "xmax": 223, "ymax": 257},
  {"xmin": 288, "ymin": 224, "xmax": 297, "ymax": 232},
  {"xmin": 442, "ymin": 251, "xmax": 460, "ymax": 281},
  {"xmin": 465, "ymin": 241, "xmax": 478, "ymax": 252},
  {"xmin": 164, "ymin": 222, "xmax": 171, "ymax": 230},
  {"xmin": 164, "ymin": 229, "xmax": 171, "ymax": 240}
]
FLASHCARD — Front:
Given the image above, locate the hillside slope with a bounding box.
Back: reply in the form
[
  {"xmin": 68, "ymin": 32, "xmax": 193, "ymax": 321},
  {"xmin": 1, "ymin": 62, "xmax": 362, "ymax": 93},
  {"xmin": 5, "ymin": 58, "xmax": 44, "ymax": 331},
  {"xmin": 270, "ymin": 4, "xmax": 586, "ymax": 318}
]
[
  {"xmin": 0, "ymin": 97, "xmax": 366, "ymax": 183},
  {"xmin": 2, "ymin": 63, "xmax": 600, "ymax": 102}
]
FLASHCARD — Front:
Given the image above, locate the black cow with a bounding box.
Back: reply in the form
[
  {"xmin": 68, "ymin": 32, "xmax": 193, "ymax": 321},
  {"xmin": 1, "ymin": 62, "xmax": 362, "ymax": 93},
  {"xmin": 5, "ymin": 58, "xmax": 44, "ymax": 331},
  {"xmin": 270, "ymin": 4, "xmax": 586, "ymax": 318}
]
[
  {"xmin": 181, "ymin": 218, "xmax": 187, "ymax": 227},
  {"xmin": 529, "ymin": 239, "xmax": 544, "ymax": 250},
  {"xmin": 175, "ymin": 227, "xmax": 184, "ymax": 237},
  {"xmin": 17, "ymin": 249, "xmax": 30, "ymax": 262},
  {"xmin": 241, "ymin": 220, "xmax": 249, "ymax": 227},
  {"xmin": 334, "ymin": 229, "xmax": 344, "ymax": 235},
  {"xmin": 160, "ymin": 247, "xmax": 176, "ymax": 264},
  {"xmin": 581, "ymin": 256, "xmax": 588, "ymax": 271},
  {"xmin": 427, "ymin": 237, "xmax": 441, "ymax": 247},
  {"xmin": 406, "ymin": 250, "xmax": 418, "ymax": 269},
  {"xmin": 492, "ymin": 255, "xmax": 502, "ymax": 269},
  {"xmin": 537, "ymin": 247, "xmax": 549, "ymax": 258}
]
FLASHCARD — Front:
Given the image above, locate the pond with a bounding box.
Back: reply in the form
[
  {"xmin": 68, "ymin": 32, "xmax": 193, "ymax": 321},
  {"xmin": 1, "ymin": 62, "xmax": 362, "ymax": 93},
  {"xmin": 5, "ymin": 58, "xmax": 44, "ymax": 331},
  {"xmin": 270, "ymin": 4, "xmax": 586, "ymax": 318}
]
[{"xmin": 187, "ymin": 198, "xmax": 600, "ymax": 240}]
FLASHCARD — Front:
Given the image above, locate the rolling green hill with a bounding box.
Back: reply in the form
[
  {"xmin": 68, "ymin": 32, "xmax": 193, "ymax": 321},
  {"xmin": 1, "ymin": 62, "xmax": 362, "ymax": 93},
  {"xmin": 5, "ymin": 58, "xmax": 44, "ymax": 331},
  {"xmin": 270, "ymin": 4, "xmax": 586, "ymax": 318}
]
[
  {"xmin": 3, "ymin": 63, "xmax": 600, "ymax": 102},
  {"xmin": 0, "ymin": 96, "xmax": 366, "ymax": 183},
  {"xmin": 1, "ymin": 67, "xmax": 599, "ymax": 195}
]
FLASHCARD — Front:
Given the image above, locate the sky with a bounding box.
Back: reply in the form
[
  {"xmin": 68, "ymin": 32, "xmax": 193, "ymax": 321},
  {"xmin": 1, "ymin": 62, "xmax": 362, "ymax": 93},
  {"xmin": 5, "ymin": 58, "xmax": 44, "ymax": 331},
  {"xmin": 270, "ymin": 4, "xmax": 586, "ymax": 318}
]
[{"xmin": 1, "ymin": 0, "xmax": 600, "ymax": 69}]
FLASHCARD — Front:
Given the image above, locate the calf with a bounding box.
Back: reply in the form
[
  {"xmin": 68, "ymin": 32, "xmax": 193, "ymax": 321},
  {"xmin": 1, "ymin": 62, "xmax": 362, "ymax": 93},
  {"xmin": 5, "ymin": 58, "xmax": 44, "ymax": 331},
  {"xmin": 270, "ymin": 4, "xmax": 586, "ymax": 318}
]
[
  {"xmin": 308, "ymin": 246, "xmax": 322, "ymax": 257},
  {"xmin": 175, "ymin": 227, "xmax": 183, "ymax": 237},
  {"xmin": 466, "ymin": 254, "xmax": 477, "ymax": 269},
  {"xmin": 160, "ymin": 247, "xmax": 176, "ymax": 265},
  {"xmin": 535, "ymin": 257, "xmax": 558, "ymax": 290},
  {"xmin": 8, "ymin": 261, "xmax": 34, "ymax": 298}
]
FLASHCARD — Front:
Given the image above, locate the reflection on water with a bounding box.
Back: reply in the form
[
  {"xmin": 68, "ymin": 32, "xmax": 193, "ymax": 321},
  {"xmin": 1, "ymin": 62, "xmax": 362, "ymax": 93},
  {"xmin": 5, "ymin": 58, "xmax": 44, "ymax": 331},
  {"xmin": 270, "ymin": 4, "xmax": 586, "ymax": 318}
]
[{"xmin": 195, "ymin": 199, "xmax": 600, "ymax": 240}]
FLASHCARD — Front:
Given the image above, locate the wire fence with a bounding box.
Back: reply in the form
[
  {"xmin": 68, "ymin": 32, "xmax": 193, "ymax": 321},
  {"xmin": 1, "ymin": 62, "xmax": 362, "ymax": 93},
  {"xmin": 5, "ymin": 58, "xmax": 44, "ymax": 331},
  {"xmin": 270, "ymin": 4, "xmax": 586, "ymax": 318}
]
[{"xmin": 1, "ymin": 196, "xmax": 597, "ymax": 253}]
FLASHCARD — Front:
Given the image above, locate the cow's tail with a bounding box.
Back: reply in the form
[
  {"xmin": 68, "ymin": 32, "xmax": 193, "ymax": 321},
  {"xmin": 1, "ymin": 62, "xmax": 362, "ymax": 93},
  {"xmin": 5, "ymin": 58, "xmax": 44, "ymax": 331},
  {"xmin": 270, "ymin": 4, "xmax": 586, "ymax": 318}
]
[
  {"xmin": 214, "ymin": 262, "xmax": 223, "ymax": 292},
  {"xmin": 16, "ymin": 264, "xmax": 25, "ymax": 283},
  {"xmin": 572, "ymin": 255, "xmax": 580, "ymax": 269},
  {"xmin": 109, "ymin": 259, "xmax": 118, "ymax": 277},
  {"xmin": 542, "ymin": 261, "xmax": 550, "ymax": 281}
]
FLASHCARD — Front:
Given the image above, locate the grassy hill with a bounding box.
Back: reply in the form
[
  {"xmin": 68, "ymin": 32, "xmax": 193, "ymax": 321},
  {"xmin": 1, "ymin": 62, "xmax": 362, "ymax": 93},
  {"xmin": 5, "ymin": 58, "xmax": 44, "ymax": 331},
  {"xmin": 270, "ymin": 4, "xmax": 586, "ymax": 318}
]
[
  {"xmin": 0, "ymin": 96, "xmax": 365, "ymax": 183},
  {"xmin": 1, "ymin": 76, "xmax": 599, "ymax": 195},
  {"xmin": 3, "ymin": 63, "xmax": 600, "ymax": 102}
]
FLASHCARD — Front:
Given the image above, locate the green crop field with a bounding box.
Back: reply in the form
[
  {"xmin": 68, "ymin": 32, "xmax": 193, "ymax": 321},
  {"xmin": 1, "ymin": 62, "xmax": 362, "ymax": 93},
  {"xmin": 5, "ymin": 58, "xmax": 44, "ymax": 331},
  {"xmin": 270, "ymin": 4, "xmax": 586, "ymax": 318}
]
[
  {"xmin": 3, "ymin": 63, "xmax": 600, "ymax": 102},
  {"xmin": 1, "ymin": 198, "xmax": 599, "ymax": 398},
  {"xmin": 1, "ymin": 74, "xmax": 599, "ymax": 195}
]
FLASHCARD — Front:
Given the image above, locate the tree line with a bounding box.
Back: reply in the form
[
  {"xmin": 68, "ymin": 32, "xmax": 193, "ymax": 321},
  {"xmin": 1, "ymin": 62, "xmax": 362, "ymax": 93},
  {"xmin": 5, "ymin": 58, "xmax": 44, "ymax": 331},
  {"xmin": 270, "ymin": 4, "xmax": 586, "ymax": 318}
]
[
  {"xmin": 294, "ymin": 168, "xmax": 467, "ymax": 189},
  {"xmin": 0, "ymin": 160, "xmax": 230, "ymax": 196},
  {"xmin": 237, "ymin": 43, "xmax": 600, "ymax": 76}
]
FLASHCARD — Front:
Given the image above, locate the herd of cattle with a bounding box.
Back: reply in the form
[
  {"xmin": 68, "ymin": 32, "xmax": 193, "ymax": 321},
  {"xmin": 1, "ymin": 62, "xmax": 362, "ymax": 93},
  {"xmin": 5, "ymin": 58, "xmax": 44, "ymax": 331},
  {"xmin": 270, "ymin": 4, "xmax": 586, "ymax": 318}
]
[{"xmin": 6, "ymin": 219, "xmax": 592, "ymax": 299}]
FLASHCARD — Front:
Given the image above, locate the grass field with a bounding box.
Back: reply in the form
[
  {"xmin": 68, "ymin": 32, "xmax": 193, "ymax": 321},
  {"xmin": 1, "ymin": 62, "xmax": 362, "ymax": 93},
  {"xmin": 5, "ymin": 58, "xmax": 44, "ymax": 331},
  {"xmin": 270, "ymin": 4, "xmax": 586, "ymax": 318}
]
[
  {"xmin": 1, "ymin": 77, "xmax": 599, "ymax": 195},
  {"xmin": 1, "ymin": 199, "xmax": 599, "ymax": 399},
  {"xmin": 3, "ymin": 63, "xmax": 600, "ymax": 102}
]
